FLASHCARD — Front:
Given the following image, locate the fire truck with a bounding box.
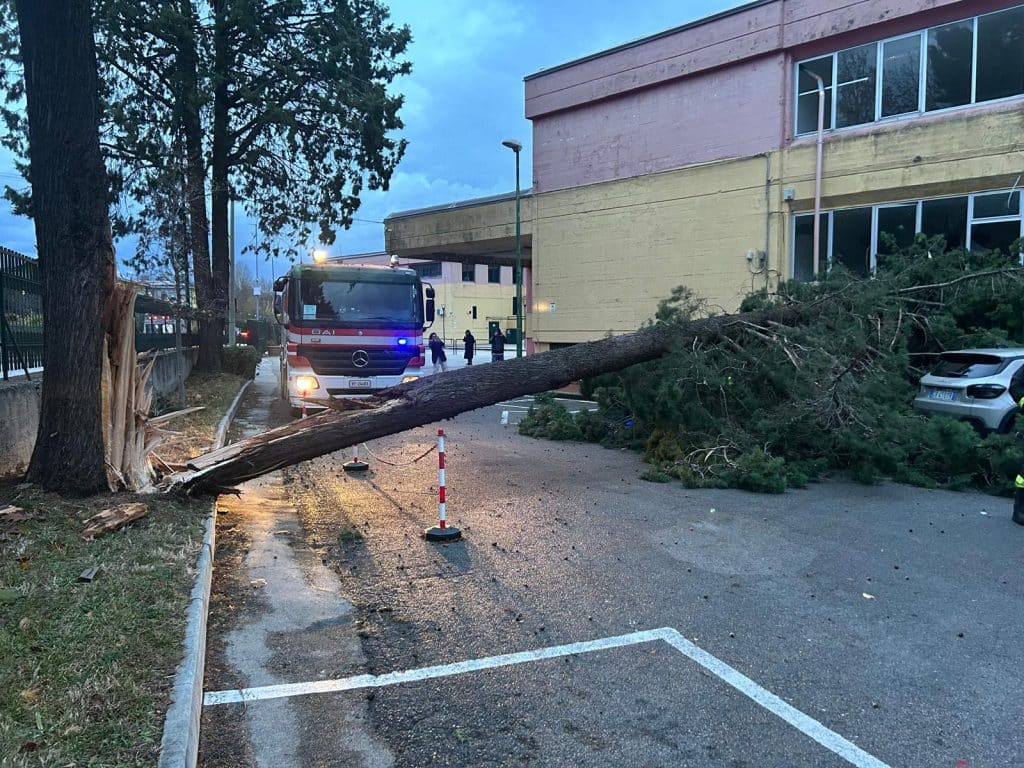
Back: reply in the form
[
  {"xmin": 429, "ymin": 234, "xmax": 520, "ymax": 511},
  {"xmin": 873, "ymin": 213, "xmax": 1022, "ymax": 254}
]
[{"xmin": 273, "ymin": 259, "xmax": 435, "ymax": 414}]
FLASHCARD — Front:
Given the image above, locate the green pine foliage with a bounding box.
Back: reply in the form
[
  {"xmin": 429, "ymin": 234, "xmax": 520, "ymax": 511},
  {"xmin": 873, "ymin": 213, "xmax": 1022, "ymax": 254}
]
[{"xmin": 522, "ymin": 236, "xmax": 1024, "ymax": 495}]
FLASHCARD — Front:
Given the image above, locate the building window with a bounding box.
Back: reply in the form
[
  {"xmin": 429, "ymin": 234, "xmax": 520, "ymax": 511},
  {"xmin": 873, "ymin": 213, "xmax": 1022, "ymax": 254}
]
[
  {"xmin": 472, "ymin": 305, "xmax": 477, "ymax": 319},
  {"xmin": 881, "ymin": 35, "xmax": 921, "ymax": 117},
  {"xmin": 412, "ymin": 262, "xmax": 441, "ymax": 279},
  {"xmin": 794, "ymin": 4, "xmax": 1024, "ymax": 137},
  {"xmin": 462, "ymin": 263, "xmax": 475, "ymax": 282},
  {"xmin": 926, "ymin": 20, "xmax": 974, "ymax": 112},
  {"xmin": 792, "ymin": 190, "xmax": 1024, "ymax": 280},
  {"xmin": 487, "ymin": 265, "xmax": 501, "ymax": 283},
  {"xmin": 796, "ymin": 56, "xmax": 833, "ymax": 134},
  {"xmin": 836, "ymin": 43, "xmax": 876, "ymax": 128},
  {"xmin": 832, "ymin": 207, "xmax": 873, "ymax": 277},
  {"xmin": 876, "ymin": 204, "xmax": 917, "ymax": 254},
  {"xmin": 977, "ymin": 6, "xmax": 1024, "ymax": 102}
]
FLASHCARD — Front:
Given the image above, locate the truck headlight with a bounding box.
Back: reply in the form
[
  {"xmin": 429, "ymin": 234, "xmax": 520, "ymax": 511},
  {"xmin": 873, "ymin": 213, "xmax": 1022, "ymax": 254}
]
[
  {"xmin": 295, "ymin": 375, "xmax": 319, "ymax": 394},
  {"xmin": 401, "ymin": 375, "xmax": 420, "ymax": 384}
]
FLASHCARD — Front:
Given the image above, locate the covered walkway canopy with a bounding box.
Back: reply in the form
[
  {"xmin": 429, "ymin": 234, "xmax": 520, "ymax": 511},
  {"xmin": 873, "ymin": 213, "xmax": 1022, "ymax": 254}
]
[{"xmin": 384, "ymin": 190, "xmax": 533, "ymax": 268}]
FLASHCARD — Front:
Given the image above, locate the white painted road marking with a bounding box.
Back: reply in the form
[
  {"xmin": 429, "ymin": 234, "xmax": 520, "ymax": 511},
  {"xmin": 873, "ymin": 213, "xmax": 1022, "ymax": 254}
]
[
  {"xmin": 204, "ymin": 628, "xmax": 664, "ymax": 705},
  {"xmin": 657, "ymin": 628, "xmax": 890, "ymax": 768},
  {"xmin": 205, "ymin": 627, "xmax": 892, "ymax": 768}
]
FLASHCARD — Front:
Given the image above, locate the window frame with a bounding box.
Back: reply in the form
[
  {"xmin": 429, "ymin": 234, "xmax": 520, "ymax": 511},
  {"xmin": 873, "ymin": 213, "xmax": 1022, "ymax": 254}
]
[
  {"xmin": 791, "ymin": 188, "xmax": 1024, "ymax": 279},
  {"xmin": 461, "ymin": 263, "xmax": 476, "ymax": 283},
  {"xmin": 793, "ymin": 4, "xmax": 1023, "ymax": 138},
  {"xmin": 487, "ymin": 264, "xmax": 501, "ymax": 284}
]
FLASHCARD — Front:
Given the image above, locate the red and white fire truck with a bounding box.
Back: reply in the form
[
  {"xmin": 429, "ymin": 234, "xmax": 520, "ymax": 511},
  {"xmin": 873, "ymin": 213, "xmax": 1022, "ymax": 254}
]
[{"xmin": 273, "ymin": 260, "xmax": 435, "ymax": 414}]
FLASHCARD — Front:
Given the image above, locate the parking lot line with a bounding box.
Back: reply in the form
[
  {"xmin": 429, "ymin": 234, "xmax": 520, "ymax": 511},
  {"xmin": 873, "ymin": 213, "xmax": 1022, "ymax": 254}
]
[
  {"xmin": 657, "ymin": 629, "xmax": 890, "ymax": 768},
  {"xmin": 204, "ymin": 627, "xmax": 891, "ymax": 768},
  {"xmin": 204, "ymin": 628, "xmax": 665, "ymax": 706}
]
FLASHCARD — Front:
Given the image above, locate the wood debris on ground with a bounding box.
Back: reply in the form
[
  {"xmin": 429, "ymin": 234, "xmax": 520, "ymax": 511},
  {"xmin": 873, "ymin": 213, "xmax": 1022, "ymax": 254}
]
[
  {"xmin": 81, "ymin": 502, "xmax": 148, "ymax": 540},
  {"xmin": 0, "ymin": 505, "xmax": 32, "ymax": 522}
]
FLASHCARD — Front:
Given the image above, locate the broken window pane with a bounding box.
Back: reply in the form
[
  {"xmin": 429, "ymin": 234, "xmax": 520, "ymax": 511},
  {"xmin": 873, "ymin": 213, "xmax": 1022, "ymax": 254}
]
[
  {"xmin": 877, "ymin": 204, "xmax": 918, "ymax": 254},
  {"xmin": 926, "ymin": 20, "xmax": 974, "ymax": 111},
  {"xmin": 832, "ymin": 207, "xmax": 872, "ymax": 277},
  {"xmin": 921, "ymin": 197, "xmax": 968, "ymax": 250},
  {"xmin": 836, "ymin": 43, "xmax": 877, "ymax": 128},
  {"xmin": 971, "ymin": 220, "xmax": 1022, "ymax": 256},
  {"xmin": 797, "ymin": 56, "xmax": 833, "ymax": 134},
  {"xmin": 977, "ymin": 6, "xmax": 1024, "ymax": 103},
  {"xmin": 793, "ymin": 213, "xmax": 828, "ymax": 281},
  {"xmin": 882, "ymin": 35, "xmax": 921, "ymax": 117}
]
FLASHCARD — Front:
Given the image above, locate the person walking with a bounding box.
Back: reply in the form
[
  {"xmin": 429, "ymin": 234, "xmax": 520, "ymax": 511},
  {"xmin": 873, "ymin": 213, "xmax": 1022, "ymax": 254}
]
[
  {"xmin": 463, "ymin": 330, "xmax": 476, "ymax": 365},
  {"xmin": 428, "ymin": 332, "xmax": 448, "ymax": 374},
  {"xmin": 490, "ymin": 328, "xmax": 506, "ymax": 363}
]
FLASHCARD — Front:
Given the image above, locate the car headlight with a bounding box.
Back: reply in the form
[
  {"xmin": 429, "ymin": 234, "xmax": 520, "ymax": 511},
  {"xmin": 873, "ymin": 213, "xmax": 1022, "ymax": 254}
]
[
  {"xmin": 294, "ymin": 375, "xmax": 319, "ymax": 394},
  {"xmin": 401, "ymin": 375, "xmax": 420, "ymax": 384}
]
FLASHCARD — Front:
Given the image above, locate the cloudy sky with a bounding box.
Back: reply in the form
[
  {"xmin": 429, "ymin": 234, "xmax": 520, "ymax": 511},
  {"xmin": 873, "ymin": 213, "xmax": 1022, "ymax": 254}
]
[{"xmin": 0, "ymin": 0, "xmax": 742, "ymax": 280}]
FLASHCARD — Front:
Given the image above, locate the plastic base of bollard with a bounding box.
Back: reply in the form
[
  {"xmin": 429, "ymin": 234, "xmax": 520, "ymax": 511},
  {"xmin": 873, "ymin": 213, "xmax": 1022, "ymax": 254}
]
[
  {"xmin": 423, "ymin": 525, "xmax": 462, "ymax": 542},
  {"xmin": 342, "ymin": 460, "xmax": 370, "ymax": 472}
]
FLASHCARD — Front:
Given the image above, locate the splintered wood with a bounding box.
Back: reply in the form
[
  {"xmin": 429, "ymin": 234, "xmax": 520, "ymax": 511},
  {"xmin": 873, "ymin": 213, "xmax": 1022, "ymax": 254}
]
[
  {"xmin": 0, "ymin": 505, "xmax": 32, "ymax": 522},
  {"xmin": 102, "ymin": 285, "xmax": 197, "ymax": 492},
  {"xmin": 81, "ymin": 502, "xmax": 148, "ymax": 539}
]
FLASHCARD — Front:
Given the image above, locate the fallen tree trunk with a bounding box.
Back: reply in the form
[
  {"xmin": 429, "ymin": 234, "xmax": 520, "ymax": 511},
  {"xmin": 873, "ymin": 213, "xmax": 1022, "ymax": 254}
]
[{"xmin": 170, "ymin": 300, "xmax": 819, "ymax": 494}]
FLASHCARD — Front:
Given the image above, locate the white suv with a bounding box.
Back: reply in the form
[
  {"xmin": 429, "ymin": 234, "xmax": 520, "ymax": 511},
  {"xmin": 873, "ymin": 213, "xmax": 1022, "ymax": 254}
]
[{"xmin": 913, "ymin": 349, "xmax": 1024, "ymax": 434}]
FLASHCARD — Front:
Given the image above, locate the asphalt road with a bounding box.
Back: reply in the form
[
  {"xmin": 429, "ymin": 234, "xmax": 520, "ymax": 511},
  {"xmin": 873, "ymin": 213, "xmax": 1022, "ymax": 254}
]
[{"xmin": 200, "ymin": 358, "xmax": 1024, "ymax": 768}]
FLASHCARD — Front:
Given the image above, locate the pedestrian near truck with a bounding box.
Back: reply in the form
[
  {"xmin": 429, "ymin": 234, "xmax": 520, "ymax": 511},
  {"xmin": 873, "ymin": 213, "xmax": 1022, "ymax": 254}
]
[
  {"xmin": 428, "ymin": 332, "xmax": 448, "ymax": 374},
  {"xmin": 490, "ymin": 328, "xmax": 506, "ymax": 363}
]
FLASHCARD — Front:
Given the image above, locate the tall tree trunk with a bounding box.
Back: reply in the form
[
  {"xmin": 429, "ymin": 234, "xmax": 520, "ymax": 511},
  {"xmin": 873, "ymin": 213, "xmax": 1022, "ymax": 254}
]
[
  {"xmin": 208, "ymin": 0, "xmax": 231, "ymax": 361},
  {"xmin": 18, "ymin": 0, "xmax": 115, "ymax": 495},
  {"xmin": 174, "ymin": 302, "xmax": 815, "ymax": 494},
  {"xmin": 177, "ymin": 0, "xmax": 220, "ymax": 373}
]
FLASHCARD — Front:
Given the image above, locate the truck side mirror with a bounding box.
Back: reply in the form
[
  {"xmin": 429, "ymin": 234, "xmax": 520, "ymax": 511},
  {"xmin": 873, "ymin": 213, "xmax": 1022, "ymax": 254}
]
[{"xmin": 424, "ymin": 285, "xmax": 435, "ymax": 324}]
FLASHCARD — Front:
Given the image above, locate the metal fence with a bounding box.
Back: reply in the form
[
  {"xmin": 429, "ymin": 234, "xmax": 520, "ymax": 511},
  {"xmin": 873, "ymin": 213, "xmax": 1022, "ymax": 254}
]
[
  {"xmin": 1, "ymin": 247, "xmax": 205, "ymax": 380},
  {"xmin": 0, "ymin": 246, "xmax": 43, "ymax": 380}
]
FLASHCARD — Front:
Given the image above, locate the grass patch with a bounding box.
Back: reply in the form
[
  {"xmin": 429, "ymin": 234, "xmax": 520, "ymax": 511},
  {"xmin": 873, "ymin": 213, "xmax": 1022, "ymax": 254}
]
[
  {"xmin": 158, "ymin": 372, "xmax": 246, "ymax": 464},
  {"xmin": 0, "ymin": 487, "xmax": 207, "ymax": 766},
  {"xmin": 0, "ymin": 371, "xmax": 246, "ymax": 765}
]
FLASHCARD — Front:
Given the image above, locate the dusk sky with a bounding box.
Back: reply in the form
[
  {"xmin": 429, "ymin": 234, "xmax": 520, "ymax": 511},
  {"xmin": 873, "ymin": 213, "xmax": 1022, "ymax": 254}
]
[{"xmin": 0, "ymin": 0, "xmax": 742, "ymax": 281}]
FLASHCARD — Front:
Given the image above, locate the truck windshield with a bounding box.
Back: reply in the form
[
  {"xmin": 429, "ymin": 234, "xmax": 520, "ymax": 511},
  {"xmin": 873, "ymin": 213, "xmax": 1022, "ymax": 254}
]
[{"xmin": 297, "ymin": 277, "xmax": 422, "ymax": 325}]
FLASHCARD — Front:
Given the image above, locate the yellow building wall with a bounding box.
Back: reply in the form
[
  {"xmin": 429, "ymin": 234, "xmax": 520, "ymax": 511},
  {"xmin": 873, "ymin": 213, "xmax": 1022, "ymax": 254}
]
[
  {"xmin": 425, "ymin": 267, "xmax": 516, "ymax": 348},
  {"xmin": 531, "ymin": 155, "xmax": 778, "ymax": 345},
  {"xmin": 531, "ymin": 102, "xmax": 1024, "ymax": 348}
]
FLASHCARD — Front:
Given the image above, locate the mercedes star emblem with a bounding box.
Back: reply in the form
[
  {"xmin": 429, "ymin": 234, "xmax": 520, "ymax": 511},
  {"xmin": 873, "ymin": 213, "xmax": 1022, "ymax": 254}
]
[{"xmin": 352, "ymin": 350, "xmax": 370, "ymax": 368}]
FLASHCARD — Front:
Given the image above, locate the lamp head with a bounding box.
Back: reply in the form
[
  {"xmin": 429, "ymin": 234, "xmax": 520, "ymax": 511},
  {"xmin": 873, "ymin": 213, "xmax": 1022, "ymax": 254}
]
[
  {"xmin": 312, "ymin": 249, "xmax": 328, "ymax": 264},
  {"xmin": 501, "ymin": 139, "xmax": 522, "ymax": 153}
]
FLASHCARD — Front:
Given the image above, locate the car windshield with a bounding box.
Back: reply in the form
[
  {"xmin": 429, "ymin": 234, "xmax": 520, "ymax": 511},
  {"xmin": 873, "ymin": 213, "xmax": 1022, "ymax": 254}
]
[
  {"xmin": 930, "ymin": 353, "xmax": 1007, "ymax": 379},
  {"xmin": 297, "ymin": 276, "xmax": 422, "ymax": 325}
]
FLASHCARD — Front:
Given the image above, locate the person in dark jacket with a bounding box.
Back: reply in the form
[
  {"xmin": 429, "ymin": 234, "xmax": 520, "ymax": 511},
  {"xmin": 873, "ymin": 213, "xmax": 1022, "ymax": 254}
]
[
  {"xmin": 463, "ymin": 330, "xmax": 476, "ymax": 365},
  {"xmin": 490, "ymin": 328, "xmax": 506, "ymax": 363},
  {"xmin": 428, "ymin": 332, "xmax": 448, "ymax": 374}
]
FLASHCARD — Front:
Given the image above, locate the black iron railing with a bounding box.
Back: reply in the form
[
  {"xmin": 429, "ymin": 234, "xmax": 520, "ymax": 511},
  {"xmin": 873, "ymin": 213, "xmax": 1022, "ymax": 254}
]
[{"xmin": 0, "ymin": 246, "xmax": 43, "ymax": 380}]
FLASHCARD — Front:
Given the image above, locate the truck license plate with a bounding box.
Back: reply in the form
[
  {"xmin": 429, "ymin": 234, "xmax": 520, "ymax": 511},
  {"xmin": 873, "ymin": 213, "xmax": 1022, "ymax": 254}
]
[
  {"xmin": 928, "ymin": 389, "xmax": 957, "ymax": 402},
  {"xmin": 348, "ymin": 379, "xmax": 371, "ymax": 388}
]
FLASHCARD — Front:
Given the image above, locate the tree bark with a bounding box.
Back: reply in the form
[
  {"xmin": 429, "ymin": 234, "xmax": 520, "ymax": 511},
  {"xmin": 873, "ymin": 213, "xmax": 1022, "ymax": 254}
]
[
  {"xmin": 177, "ymin": 0, "xmax": 220, "ymax": 373},
  {"xmin": 18, "ymin": 0, "xmax": 115, "ymax": 494},
  {"xmin": 207, "ymin": 0, "xmax": 231, "ymax": 365},
  {"xmin": 175, "ymin": 303, "xmax": 812, "ymax": 494}
]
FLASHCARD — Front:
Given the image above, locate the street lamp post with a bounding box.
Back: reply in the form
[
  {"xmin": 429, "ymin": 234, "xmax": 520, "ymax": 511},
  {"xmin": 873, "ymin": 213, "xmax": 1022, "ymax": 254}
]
[{"xmin": 502, "ymin": 138, "xmax": 523, "ymax": 358}]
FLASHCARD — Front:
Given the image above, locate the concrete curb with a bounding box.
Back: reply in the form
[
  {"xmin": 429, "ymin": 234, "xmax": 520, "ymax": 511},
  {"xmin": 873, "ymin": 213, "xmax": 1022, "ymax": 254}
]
[{"xmin": 158, "ymin": 378, "xmax": 252, "ymax": 768}]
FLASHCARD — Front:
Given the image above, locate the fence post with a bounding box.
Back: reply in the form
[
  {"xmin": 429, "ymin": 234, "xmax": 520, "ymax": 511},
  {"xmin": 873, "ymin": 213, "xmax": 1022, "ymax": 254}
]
[{"xmin": 0, "ymin": 269, "xmax": 7, "ymax": 381}]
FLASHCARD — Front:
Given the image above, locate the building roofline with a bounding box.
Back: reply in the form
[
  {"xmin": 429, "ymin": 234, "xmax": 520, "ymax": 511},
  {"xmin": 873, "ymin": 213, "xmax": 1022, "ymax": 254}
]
[
  {"xmin": 524, "ymin": 0, "xmax": 773, "ymax": 82},
  {"xmin": 385, "ymin": 189, "xmax": 533, "ymax": 222}
]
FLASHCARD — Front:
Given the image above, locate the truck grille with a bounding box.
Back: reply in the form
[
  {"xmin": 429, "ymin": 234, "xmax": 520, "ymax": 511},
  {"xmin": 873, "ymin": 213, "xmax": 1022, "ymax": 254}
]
[{"xmin": 299, "ymin": 345, "xmax": 415, "ymax": 377}]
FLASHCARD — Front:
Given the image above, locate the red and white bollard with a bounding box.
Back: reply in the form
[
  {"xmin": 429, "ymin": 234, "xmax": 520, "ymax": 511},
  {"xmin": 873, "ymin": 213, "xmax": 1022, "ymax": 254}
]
[
  {"xmin": 343, "ymin": 443, "xmax": 369, "ymax": 472},
  {"xmin": 424, "ymin": 428, "xmax": 461, "ymax": 541}
]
